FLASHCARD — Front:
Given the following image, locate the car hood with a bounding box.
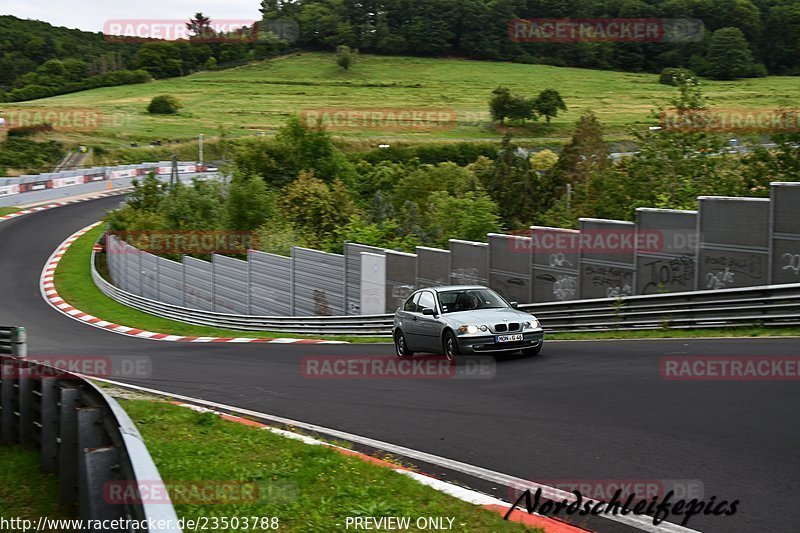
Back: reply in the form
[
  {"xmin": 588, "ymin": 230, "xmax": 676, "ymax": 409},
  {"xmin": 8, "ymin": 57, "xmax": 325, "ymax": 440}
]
[{"xmin": 439, "ymin": 308, "xmax": 533, "ymax": 325}]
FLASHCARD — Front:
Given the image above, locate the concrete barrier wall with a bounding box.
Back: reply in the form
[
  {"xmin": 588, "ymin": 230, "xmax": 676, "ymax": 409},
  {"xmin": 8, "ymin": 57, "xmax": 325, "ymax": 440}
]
[
  {"xmin": 770, "ymin": 183, "xmax": 800, "ymax": 285},
  {"xmin": 530, "ymin": 226, "xmax": 580, "ymax": 303},
  {"xmin": 696, "ymin": 197, "xmax": 770, "ymax": 291},
  {"xmin": 103, "ymin": 183, "xmax": 798, "ymax": 316},
  {"xmin": 635, "ymin": 208, "xmax": 698, "ymax": 295}
]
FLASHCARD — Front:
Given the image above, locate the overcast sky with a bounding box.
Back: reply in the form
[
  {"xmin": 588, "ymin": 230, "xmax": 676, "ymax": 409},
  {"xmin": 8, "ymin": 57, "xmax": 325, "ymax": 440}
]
[{"xmin": 3, "ymin": 0, "xmax": 262, "ymax": 34}]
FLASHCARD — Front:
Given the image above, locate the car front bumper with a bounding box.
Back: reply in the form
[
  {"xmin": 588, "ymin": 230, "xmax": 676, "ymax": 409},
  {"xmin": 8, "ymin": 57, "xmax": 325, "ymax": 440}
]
[{"xmin": 456, "ymin": 329, "xmax": 544, "ymax": 354}]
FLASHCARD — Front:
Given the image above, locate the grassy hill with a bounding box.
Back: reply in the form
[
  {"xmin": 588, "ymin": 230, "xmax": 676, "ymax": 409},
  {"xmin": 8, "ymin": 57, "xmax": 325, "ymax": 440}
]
[{"xmin": 3, "ymin": 52, "xmax": 799, "ymax": 149}]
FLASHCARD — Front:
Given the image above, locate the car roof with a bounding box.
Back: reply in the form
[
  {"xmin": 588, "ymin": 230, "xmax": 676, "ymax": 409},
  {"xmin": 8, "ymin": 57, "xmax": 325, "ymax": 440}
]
[{"xmin": 417, "ymin": 285, "xmax": 488, "ymax": 293}]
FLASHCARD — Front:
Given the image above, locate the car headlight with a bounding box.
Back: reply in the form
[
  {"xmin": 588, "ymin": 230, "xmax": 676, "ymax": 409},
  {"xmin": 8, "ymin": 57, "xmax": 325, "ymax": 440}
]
[
  {"xmin": 458, "ymin": 325, "xmax": 479, "ymax": 334},
  {"xmin": 524, "ymin": 319, "xmax": 540, "ymax": 329},
  {"xmin": 479, "ymin": 325, "xmax": 488, "ymax": 332}
]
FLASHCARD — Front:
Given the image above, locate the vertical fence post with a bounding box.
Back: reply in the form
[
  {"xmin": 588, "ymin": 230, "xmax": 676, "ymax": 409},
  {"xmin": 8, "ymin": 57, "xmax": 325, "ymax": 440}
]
[
  {"xmin": 59, "ymin": 387, "xmax": 80, "ymax": 505},
  {"xmin": 18, "ymin": 362, "xmax": 35, "ymax": 447},
  {"xmin": 40, "ymin": 377, "xmax": 59, "ymax": 473}
]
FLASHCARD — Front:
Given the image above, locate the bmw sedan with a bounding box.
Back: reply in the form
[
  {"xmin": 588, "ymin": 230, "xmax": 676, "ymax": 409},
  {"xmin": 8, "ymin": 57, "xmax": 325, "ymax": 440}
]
[{"xmin": 393, "ymin": 286, "xmax": 544, "ymax": 362}]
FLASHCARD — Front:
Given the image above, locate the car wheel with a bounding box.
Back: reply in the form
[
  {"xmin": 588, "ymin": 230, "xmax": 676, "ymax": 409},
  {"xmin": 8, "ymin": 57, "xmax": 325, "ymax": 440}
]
[
  {"xmin": 443, "ymin": 331, "xmax": 459, "ymax": 363},
  {"xmin": 395, "ymin": 330, "xmax": 413, "ymax": 359},
  {"xmin": 522, "ymin": 345, "xmax": 543, "ymax": 357}
]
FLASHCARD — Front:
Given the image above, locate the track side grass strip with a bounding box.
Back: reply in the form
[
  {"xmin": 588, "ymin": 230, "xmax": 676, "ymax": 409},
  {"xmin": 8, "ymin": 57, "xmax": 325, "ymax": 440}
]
[
  {"xmin": 119, "ymin": 399, "xmax": 537, "ymax": 533},
  {"xmin": 0, "ymin": 445, "xmax": 75, "ymax": 521}
]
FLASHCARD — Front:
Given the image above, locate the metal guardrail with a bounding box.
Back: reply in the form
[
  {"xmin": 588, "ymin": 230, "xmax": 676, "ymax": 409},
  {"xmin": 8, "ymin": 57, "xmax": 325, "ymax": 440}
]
[
  {"xmin": 0, "ymin": 326, "xmax": 27, "ymax": 356},
  {"xmin": 0, "ymin": 343, "xmax": 181, "ymax": 532},
  {"xmin": 90, "ymin": 243, "xmax": 800, "ymax": 335}
]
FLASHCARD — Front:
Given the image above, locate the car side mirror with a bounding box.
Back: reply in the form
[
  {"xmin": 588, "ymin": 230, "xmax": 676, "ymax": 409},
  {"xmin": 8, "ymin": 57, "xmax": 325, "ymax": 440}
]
[
  {"xmin": 509, "ymin": 302, "xmax": 519, "ymax": 309},
  {"xmin": 422, "ymin": 308, "xmax": 436, "ymax": 316}
]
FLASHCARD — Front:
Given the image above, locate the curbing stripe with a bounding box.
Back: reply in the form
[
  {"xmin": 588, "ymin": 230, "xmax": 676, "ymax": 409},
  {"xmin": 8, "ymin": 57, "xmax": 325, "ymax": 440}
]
[{"xmin": 39, "ymin": 221, "xmax": 347, "ymax": 345}]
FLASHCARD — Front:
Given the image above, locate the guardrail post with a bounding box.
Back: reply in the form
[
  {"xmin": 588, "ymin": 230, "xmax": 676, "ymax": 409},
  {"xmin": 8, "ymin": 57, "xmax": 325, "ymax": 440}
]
[
  {"xmin": 18, "ymin": 363, "xmax": 35, "ymax": 447},
  {"xmin": 77, "ymin": 407, "xmax": 110, "ymax": 521},
  {"xmin": 40, "ymin": 377, "xmax": 59, "ymax": 472},
  {"xmin": 59, "ymin": 386, "xmax": 80, "ymax": 504},
  {"xmin": 81, "ymin": 447, "xmax": 120, "ymax": 526},
  {"xmin": 0, "ymin": 360, "xmax": 19, "ymax": 444},
  {"xmin": 11, "ymin": 327, "xmax": 27, "ymax": 357}
]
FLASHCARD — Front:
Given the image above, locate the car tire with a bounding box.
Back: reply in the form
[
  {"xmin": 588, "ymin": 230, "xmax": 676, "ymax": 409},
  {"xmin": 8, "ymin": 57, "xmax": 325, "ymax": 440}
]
[
  {"xmin": 395, "ymin": 330, "xmax": 414, "ymax": 359},
  {"xmin": 522, "ymin": 345, "xmax": 543, "ymax": 357},
  {"xmin": 443, "ymin": 331, "xmax": 459, "ymax": 364}
]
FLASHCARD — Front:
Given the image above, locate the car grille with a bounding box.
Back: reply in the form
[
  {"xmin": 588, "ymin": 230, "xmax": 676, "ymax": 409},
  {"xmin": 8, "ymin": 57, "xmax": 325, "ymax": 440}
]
[{"xmin": 494, "ymin": 323, "xmax": 520, "ymax": 332}]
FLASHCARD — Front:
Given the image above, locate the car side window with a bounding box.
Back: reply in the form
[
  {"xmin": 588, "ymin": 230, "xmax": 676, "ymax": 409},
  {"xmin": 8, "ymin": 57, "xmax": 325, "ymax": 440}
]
[
  {"xmin": 417, "ymin": 291, "xmax": 436, "ymax": 313},
  {"xmin": 403, "ymin": 293, "xmax": 420, "ymax": 312}
]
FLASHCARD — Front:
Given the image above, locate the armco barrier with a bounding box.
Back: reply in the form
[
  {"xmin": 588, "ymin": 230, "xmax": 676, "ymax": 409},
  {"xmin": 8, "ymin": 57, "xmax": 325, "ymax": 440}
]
[
  {"xmin": 0, "ymin": 326, "xmax": 27, "ymax": 356},
  {"xmin": 0, "ymin": 348, "xmax": 181, "ymax": 532},
  {"xmin": 92, "ymin": 239, "xmax": 800, "ymax": 335}
]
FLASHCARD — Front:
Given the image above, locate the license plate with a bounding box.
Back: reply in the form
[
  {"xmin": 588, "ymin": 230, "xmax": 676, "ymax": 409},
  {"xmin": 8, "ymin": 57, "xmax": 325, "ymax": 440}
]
[{"xmin": 496, "ymin": 334, "xmax": 524, "ymax": 343}]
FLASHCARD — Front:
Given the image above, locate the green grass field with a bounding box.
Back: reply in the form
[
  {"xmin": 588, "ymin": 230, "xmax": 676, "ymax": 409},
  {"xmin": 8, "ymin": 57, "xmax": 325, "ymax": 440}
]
[
  {"xmin": 4, "ymin": 52, "xmax": 798, "ymax": 150},
  {"xmin": 0, "ymin": 207, "xmax": 19, "ymax": 216}
]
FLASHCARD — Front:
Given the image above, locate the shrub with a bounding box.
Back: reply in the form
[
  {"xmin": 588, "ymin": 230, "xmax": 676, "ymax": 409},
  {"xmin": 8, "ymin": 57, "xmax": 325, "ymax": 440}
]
[
  {"xmin": 659, "ymin": 68, "xmax": 697, "ymax": 86},
  {"xmin": 147, "ymin": 95, "xmax": 183, "ymax": 115}
]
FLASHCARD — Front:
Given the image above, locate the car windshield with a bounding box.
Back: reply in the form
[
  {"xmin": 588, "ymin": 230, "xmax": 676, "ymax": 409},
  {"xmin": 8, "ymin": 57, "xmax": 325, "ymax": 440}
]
[{"xmin": 437, "ymin": 289, "xmax": 509, "ymax": 314}]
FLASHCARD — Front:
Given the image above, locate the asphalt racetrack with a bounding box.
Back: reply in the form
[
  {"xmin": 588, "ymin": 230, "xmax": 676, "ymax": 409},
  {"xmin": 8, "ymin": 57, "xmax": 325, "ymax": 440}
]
[{"xmin": 1, "ymin": 197, "xmax": 797, "ymax": 532}]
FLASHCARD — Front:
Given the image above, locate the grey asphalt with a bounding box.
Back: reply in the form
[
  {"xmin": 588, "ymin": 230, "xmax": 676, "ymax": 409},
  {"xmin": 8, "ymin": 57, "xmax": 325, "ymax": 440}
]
[{"xmin": 0, "ymin": 197, "xmax": 797, "ymax": 533}]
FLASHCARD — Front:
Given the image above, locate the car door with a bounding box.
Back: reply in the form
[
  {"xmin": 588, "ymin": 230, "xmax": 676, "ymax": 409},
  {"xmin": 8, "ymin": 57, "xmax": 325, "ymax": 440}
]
[
  {"xmin": 399, "ymin": 292, "xmax": 423, "ymax": 350},
  {"xmin": 412, "ymin": 290, "xmax": 442, "ymax": 352}
]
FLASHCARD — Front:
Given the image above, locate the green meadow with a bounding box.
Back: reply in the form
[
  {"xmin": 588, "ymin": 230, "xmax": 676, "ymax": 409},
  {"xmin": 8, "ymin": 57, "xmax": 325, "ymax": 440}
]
[{"xmin": 3, "ymin": 52, "xmax": 798, "ymax": 150}]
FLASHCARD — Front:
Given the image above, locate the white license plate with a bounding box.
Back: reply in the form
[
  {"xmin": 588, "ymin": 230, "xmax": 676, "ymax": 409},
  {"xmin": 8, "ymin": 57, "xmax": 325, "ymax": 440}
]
[{"xmin": 496, "ymin": 334, "xmax": 524, "ymax": 343}]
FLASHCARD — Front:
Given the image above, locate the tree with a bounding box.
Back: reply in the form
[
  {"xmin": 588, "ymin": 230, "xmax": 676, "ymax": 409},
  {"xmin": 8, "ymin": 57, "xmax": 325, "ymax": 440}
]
[
  {"xmin": 552, "ymin": 110, "xmax": 608, "ymax": 188},
  {"xmin": 186, "ymin": 13, "xmax": 213, "ymax": 40},
  {"xmin": 147, "ymin": 95, "xmax": 183, "ymax": 114},
  {"xmin": 706, "ymin": 27, "xmax": 761, "ymax": 80},
  {"xmin": 533, "ymin": 89, "xmax": 567, "ymax": 124},
  {"xmin": 336, "ymin": 45, "xmax": 357, "ymax": 70},
  {"xmin": 225, "ymin": 174, "xmax": 278, "ymax": 230},
  {"xmin": 279, "ymin": 171, "xmax": 356, "ymax": 245},
  {"xmin": 489, "ymin": 86, "xmax": 514, "ymax": 125}
]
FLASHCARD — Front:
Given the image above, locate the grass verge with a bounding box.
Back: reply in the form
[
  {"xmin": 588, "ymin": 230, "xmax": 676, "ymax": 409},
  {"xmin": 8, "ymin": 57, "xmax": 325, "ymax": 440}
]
[
  {"xmin": 56, "ymin": 225, "xmax": 800, "ymax": 344},
  {"xmin": 0, "ymin": 207, "xmax": 20, "ymax": 217},
  {"xmin": 119, "ymin": 399, "xmax": 536, "ymax": 532},
  {"xmin": 0, "ymin": 445, "xmax": 75, "ymax": 520},
  {"xmin": 54, "ymin": 225, "xmax": 388, "ymax": 342}
]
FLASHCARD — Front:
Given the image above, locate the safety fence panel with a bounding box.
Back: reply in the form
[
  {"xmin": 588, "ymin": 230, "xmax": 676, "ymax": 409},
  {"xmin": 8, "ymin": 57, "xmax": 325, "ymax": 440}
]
[
  {"xmin": 416, "ymin": 247, "xmax": 450, "ymax": 288},
  {"xmin": 292, "ymin": 247, "xmax": 345, "ymax": 317},
  {"xmin": 139, "ymin": 250, "xmax": 159, "ymax": 301},
  {"xmin": 449, "ymin": 240, "xmax": 489, "ymax": 286},
  {"xmin": 121, "ymin": 239, "xmax": 142, "ymax": 296},
  {"xmin": 212, "ymin": 255, "xmax": 249, "ymax": 315},
  {"xmin": 385, "ymin": 251, "xmax": 417, "ymax": 313},
  {"xmin": 530, "ymin": 226, "xmax": 580, "ymax": 303},
  {"xmin": 157, "ymin": 256, "xmax": 184, "ymax": 307},
  {"xmin": 635, "ymin": 208, "xmax": 698, "ymax": 295},
  {"xmin": 345, "ymin": 243, "xmax": 385, "ymax": 315},
  {"xmin": 697, "ymin": 197, "xmax": 770, "ymax": 291},
  {"xmin": 488, "ymin": 233, "xmax": 531, "ymax": 304},
  {"xmin": 579, "ymin": 218, "xmax": 636, "ymax": 299},
  {"xmin": 771, "ymin": 183, "xmax": 800, "ymax": 285},
  {"xmin": 360, "ymin": 252, "xmax": 386, "ymax": 315},
  {"xmin": 183, "ymin": 257, "xmax": 213, "ymax": 312},
  {"xmin": 249, "ymin": 251, "xmax": 292, "ymax": 316}
]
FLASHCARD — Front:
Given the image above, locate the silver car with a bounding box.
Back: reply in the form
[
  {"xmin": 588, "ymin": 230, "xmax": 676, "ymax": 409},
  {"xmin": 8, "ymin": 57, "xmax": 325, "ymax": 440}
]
[{"xmin": 393, "ymin": 286, "xmax": 544, "ymax": 362}]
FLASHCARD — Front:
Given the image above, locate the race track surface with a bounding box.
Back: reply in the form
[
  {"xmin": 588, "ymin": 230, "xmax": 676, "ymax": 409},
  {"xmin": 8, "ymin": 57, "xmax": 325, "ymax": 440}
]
[{"xmin": 1, "ymin": 198, "xmax": 797, "ymax": 533}]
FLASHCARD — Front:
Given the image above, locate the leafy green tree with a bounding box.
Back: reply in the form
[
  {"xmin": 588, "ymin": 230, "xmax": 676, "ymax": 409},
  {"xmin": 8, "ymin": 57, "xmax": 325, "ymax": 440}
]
[
  {"xmin": 489, "ymin": 86, "xmax": 514, "ymax": 125},
  {"xmin": 706, "ymin": 27, "xmax": 761, "ymax": 80},
  {"xmin": 279, "ymin": 171, "xmax": 356, "ymax": 246},
  {"xmin": 428, "ymin": 191, "xmax": 501, "ymax": 247},
  {"xmin": 533, "ymin": 89, "xmax": 567, "ymax": 124},
  {"xmin": 225, "ymin": 174, "xmax": 278, "ymax": 230}
]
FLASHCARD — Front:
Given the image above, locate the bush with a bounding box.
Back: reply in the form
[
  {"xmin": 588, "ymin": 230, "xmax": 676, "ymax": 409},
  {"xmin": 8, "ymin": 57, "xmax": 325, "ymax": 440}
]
[
  {"xmin": 659, "ymin": 68, "xmax": 697, "ymax": 86},
  {"xmin": 147, "ymin": 95, "xmax": 183, "ymax": 115}
]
